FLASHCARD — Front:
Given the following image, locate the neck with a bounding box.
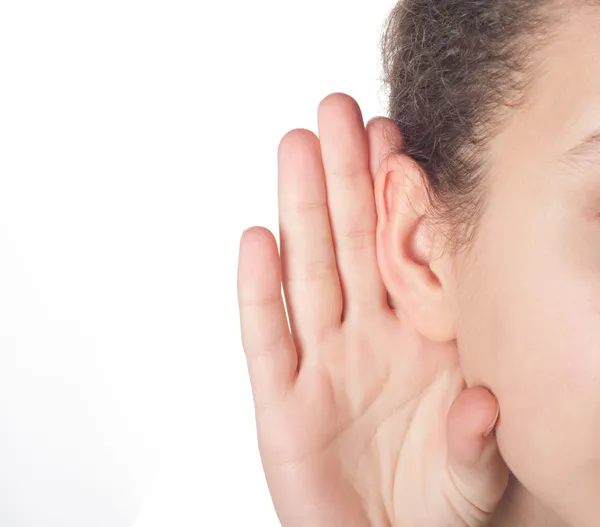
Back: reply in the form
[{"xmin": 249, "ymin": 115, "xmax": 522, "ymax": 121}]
[{"xmin": 490, "ymin": 473, "xmax": 568, "ymax": 527}]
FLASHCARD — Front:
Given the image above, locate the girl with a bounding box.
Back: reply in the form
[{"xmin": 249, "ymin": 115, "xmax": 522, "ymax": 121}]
[{"xmin": 237, "ymin": 1, "xmax": 600, "ymax": 525}]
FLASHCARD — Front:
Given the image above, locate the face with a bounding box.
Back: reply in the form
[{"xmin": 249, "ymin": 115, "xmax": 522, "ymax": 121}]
[{"xmin": 449, "ymin": 7, "xmax": 600, "ymax": 526}]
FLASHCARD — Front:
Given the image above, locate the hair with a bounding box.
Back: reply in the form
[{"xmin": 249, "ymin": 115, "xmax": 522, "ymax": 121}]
[{"xmin": 379, "ymin": 0, "xmax": 581, "ymax": 252}]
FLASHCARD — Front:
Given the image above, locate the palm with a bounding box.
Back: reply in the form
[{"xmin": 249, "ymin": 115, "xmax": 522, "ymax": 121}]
[
  {"xmin": 257, "ymin": 312, "xmax": 464, "ymax": 526},
  {"xmin": 238, "ymin": 94, "xmax": 507, "ymax": 526}
]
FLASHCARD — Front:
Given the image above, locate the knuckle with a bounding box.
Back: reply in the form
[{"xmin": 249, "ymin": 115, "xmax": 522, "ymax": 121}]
[
  {"xmin": 284, "ymin": 200, "xmax": 328, "ymax": 216},
  {"xmin": 242, "ymin": 328, "xmax": 289, "ymax": 365},
  {"xmin": 294, "ymin": 258, "xmax": 338, "ymax": 283},
  {"xmin": 239, "ymin": 293, "xmax": 281, "ymax": 309},
  {"xmin": 252, "ymin": 332, "xmax": 288, "ymax": 359},
  {"xmin": 339, "ymin": 228, "xmax": 376, "ymax": 252},
  {"xmin": 329, "ymin": 167, "xmax": 368, "ymax": 181}
]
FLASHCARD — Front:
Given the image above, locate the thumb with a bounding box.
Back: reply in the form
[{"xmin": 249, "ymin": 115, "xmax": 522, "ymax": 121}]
[{"xmin": 446, "ymin": 386, "xmax": 510, "ymax": 522}]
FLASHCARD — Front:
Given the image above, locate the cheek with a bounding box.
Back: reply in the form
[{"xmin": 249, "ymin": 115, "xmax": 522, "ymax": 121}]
[{"xmin": 456, "ymin": 229, "xmax": 600, "ymax": 516}]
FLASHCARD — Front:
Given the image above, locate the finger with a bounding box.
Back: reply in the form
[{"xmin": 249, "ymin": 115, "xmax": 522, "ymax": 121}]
[
  {"xmin": 446, "ymin": 387, "xmax": 510, "ymax": 524},
  {"xmin": 237, "ymin": 227, "xmax": 298, "ymax": 409},
  {"xmin": 366, "ymin": 116, "xmax": 403, "ymax": 312},
  {"xmin": 278, "ymin": 129, "xmax": 343, "ymax": 346},
  {"xmin": 317, "ymin": 93, "xmax": 387, "ymax": 317},
  {"xmin": 366, "ymin": 116, "xmax": 403, "ymax": 181}
]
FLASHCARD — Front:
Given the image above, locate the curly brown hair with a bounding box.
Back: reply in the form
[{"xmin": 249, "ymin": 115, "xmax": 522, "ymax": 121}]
[{"xmin": 379, "ymin": 0, "xmax": 586, "ymax": 251}]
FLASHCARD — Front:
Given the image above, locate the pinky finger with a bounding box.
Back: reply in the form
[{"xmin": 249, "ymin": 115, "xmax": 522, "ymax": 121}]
[{"xmin": 237, "ymin": 226, "xmax": 298, "ymax": 409}]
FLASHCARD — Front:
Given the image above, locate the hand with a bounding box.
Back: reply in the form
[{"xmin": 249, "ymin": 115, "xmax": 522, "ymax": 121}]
[{"xmin": 237, "ymin": 93, "xmax": 509, "ymax": 526}]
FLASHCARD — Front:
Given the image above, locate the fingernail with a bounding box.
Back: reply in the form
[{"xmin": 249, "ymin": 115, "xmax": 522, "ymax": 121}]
[{"xmin": 483, "ymin": 404, "xmax": 500, "ymax": 437}]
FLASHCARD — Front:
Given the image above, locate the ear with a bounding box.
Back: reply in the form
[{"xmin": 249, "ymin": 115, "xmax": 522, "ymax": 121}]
[{"xmin": 374, "ymin": 153, "xmax": 457, "ymax": 342}]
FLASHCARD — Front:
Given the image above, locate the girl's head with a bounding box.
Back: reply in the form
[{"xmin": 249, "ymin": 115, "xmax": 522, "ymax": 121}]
[{"xmin": 376, "ymin": 0, "xmax": 600, "ymax": 524}]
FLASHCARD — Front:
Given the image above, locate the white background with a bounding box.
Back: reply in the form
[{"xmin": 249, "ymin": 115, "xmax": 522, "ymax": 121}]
[{"xmin": 0, "ymin": 0, "xmax": 393, "ymax": 525}]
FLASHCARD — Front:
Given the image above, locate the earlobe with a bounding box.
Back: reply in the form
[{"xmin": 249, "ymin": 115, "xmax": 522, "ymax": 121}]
[{"xmin": 374, "ymin": 153, "xmax": 457, "ymax": 342}]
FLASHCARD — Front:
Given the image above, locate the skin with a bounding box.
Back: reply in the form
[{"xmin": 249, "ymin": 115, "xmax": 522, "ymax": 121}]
[
  {"xmin": 237, "ymin": 95, "xmax": 509, "ymax": 527},
  {"xmin": 238, "ymin": 5, "xmax": 600, "ymax": 526},
  {"xmin": 456, "ymin": 8, "xmax": 600, "ymax": 526},
  {"xmin": 377, "ymin": 5, "xmax": 600, "ymax": 526}
]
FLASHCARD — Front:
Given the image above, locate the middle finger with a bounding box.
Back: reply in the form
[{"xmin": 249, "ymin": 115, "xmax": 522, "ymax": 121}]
[{"xmin": 317, "ymin": 93, "xmax": 388, "ymax": 318}]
